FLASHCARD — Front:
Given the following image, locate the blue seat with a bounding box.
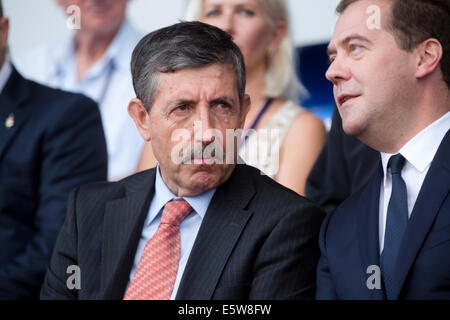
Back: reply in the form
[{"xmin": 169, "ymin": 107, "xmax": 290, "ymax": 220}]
[{"xmin": 296, "ymin": 42, "xmax": 335, "ymax": 130}]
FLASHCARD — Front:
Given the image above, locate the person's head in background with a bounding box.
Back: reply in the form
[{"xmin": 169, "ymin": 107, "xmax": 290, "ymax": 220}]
[
  {"xmin": 326, "ymin": 0, "xmax": 449, "ymax": 153},
  {"xmin": 0, "ymin": 0, "xmax": 9, "ymax": 69},
  {"xmin": 57, "ymin": 0, "xmax": 129, "ymax": 37},
  {"xmin": 185, "ymin": 0, "xmax": 306, "ymax": 102},
  {"xmin": 55, "ymin": 0, "xmax": 130, "ymax": 79}
]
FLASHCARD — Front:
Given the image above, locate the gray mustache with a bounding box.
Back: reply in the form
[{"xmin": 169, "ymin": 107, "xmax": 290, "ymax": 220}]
[{"xmin": 178, "ymin": 140, "xmax": 226, "ymax": 164}]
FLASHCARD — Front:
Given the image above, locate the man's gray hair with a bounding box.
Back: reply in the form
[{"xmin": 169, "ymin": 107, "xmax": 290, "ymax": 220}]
[{"xmin": 131, "ymin": 21, "xmax": 246, "ymax": 111}]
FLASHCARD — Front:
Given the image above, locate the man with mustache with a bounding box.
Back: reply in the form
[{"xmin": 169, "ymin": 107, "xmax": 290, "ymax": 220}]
[
  {"xmin": 41, "ymin": 21, "xmax": 325, "ymax": 300},
  {"xmin": 317, "ymin": 0, "xmax": 449, "ymax": 299}
]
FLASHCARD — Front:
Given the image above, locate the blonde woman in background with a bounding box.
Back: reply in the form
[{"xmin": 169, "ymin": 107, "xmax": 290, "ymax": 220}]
[{"xmin": 137, "ymin": 0, "xmax": 326, "ymax": 195}]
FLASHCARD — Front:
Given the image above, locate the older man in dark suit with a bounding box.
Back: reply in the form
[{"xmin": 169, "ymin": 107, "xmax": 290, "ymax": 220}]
[
  {"xmin": 40, "ymin": 21, "xmax": 325, "ymax": 300},
  {"xmin": 0, "ymin": 1, "xmax": 107, "ymax": 299}
]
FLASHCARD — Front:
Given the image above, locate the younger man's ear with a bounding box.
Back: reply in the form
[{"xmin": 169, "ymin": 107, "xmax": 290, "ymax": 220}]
[{"xmin": 415, "ymin": 38, "xmax": 443, "ymax": 80}]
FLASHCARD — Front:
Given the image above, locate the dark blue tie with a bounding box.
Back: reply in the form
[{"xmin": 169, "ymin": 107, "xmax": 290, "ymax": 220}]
[{"xmin": 381, "ymin": 154, "xmax": 408, "ymax": 299}]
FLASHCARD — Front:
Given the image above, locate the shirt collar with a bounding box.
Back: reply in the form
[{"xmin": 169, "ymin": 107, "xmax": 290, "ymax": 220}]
[
  {"xmin": 146, "ymin": 164, "xmax": 217, "ymax": 226},
  {"xmin": 0, "ymin": 59, "xmax": 12, "ymax": 94},
  {"xmin": 381, "ymin": 111, "xmax": 450, "ymax": 179}
]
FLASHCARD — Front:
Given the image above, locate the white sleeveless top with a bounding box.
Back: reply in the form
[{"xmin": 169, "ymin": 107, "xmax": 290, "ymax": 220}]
[{"xmin": 239, "ymin": 100, "xmax": 304, "ymax": 178}]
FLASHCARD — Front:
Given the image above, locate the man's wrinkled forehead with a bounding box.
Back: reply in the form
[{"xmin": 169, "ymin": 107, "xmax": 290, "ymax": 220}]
[{"xmin": 155, "ymin": 64, "xmax": 239, "ymax": 102}]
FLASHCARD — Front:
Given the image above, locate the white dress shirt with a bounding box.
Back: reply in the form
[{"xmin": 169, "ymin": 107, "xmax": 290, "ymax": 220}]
[
  {"xmin": 16, "ymin": 20, "xmax": 144, "ymax": 181},
  {"xmin": 379, "ymin": 112, "xmax": 450, "ymax": 253},
  {"xmin": 0, "ymin": 60, "xmax": 12, "ymax": 94},
  {"xmin": 126, "ymin": 165, "xmax": 216, "ymax": 300}
]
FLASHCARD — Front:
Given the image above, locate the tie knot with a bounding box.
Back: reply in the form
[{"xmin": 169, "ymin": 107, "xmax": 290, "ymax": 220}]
[
  {"xmin": 388, "ymin": 154, "xmax": 405, "ymax": 174},
  {"xmin": 161, "ymin": 200, "xmax": 193, "ymax": 226}
]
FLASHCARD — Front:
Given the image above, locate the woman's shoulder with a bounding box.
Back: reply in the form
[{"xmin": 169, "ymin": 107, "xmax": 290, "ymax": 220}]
[
  {"xmin": 268, "ymin": 98, "xmax": 298, "ymax": 117},
  {"xmin": 268, "ymin": 99, "xmax": 306, "ymax": 126},
  {"xmin": 285, "ymin": 103, "xmax": 327, "ymax": 140}
]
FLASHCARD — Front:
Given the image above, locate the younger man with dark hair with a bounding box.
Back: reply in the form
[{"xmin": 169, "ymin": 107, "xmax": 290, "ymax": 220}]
[{"xmin": 317, "ymin": 0, "xmax": 450, "ymax": 299}]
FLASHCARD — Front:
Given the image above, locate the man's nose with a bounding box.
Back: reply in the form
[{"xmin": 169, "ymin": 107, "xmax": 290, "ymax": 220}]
[
  {"xmin": 325, "ymin": 56, "xmax": 350, "ymax": 86},
  {"xmin": 194, "ymin": 107, "xmax": 215, "ymax": 145}
]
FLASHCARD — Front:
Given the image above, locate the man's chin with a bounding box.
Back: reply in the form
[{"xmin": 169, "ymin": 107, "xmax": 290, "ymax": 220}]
[
  {"xmin": 182, "ymin": 174, "xmax": 220, "ymax": 196},
  {"xmin": 342, "ymin": 117, "xmax": 367, "ymax": 137},
  {"xmin": 343, "ymin": 125, "xmax": 361, "ymax": 137},
  {"xmin": 185, "ymin": 164, "xmax": 235, "ymax": 194},
  {"xmin": 188, "ymin": 162, "xmax": 234, "ymax": 177}
]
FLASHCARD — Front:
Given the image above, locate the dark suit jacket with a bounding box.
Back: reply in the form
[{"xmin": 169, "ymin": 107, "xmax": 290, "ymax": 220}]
[
  {"xmin": 0, "ymin": 68, "xmax": 107, "ymax": 299},
  {"xmin": 40, "ymin": 163, "xmax": 325, "ymax": 300},
  {"xmin": 316, "ymin": 130, "xmax": 450, "ymax": 299},
  {"xmin": 306, "ymin": 107, "xmax": 380, "ymax": 214}
]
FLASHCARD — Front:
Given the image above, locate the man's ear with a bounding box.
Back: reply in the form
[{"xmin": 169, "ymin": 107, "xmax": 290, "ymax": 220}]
[
  {"xmin": 128, "ymin": 98, "xmax": 152, "ymax": 141},
  {"xmin": 240, "ymin": 94, "xmax": 251, "ymax": 128},
  {"xmin": 415, "ymin": 38, "xmax": 443, "ymax": 80},
  {"xmin": 0, "ymin": 17, "xmax": 9, "ymax": 47}
]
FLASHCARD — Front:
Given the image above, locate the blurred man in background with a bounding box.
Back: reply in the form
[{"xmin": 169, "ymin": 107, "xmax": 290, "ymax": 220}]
[{"xmin": 17, "ymin": 0, "xmax": 143, "ymax": 180}]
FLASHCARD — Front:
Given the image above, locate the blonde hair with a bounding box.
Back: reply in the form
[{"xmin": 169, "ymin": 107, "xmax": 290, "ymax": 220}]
[{"xmin": 184, "ymin": 0, "xmax": 308, "ymax": 101}]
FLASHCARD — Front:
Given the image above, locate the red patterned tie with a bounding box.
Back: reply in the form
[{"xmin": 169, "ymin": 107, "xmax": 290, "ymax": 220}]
[{"xmin": 124, "ymin": 199, "xmax": 193, "ymax": 300}]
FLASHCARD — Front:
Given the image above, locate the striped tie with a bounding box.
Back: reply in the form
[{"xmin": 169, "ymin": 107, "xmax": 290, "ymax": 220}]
[{"xmin": 124, "ymin": 200, "xmax": 193, "ymax": 300}]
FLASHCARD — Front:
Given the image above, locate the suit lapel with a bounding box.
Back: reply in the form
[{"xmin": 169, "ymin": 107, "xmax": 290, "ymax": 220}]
[
  {"xmin": 391, "ymin": 130, "xmax": 450, "ymax": 299},
  {"xmin": 176, "ymin": 164, "xmax": 255, "ymax": 299},
  {"xmin": 0, "ymin": 68, "xmax": 31, "ymax": 161},
  {"xmin": 101, "ymin": 169, "xmax": 156, "ymax": 299},
  {"xmin": 357, "ymin": 163, "xmax": 386, "ymax": 300}
]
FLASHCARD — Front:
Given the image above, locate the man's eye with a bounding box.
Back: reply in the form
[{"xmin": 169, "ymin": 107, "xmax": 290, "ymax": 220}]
[
  {"xmin": 213, "ymin": 102, "xmax": 233, "ymax": 113},
  {"xmin": 217, "ymin": 103, "xmax": 230, "ymax": 109},
  {"xmin": 350, "ymin": 44, "xmax": 361, "ymax": 52},
  {"xmin": 175, "ymin": 105, "xmax": 189, "ymax": 112},
  {"xmin": 328, "ymin": 55, "xmax": 336, "ymax": 64}
]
